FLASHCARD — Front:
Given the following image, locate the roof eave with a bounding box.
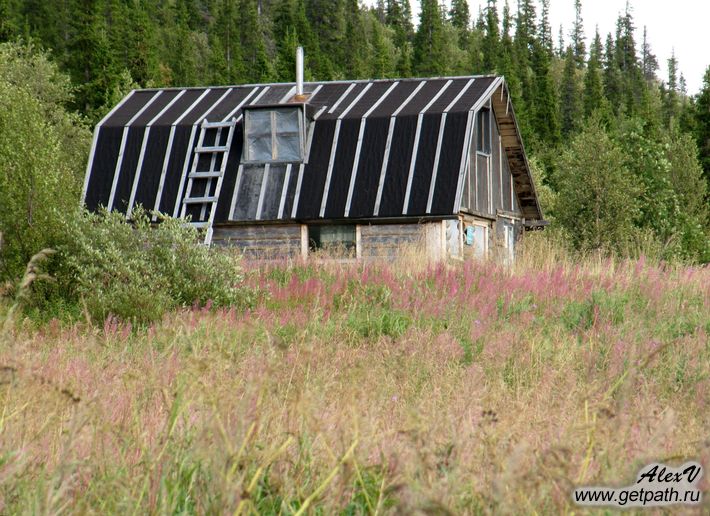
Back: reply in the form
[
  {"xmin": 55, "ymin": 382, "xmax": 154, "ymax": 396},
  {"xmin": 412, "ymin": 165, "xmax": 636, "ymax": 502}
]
[{"xmin": 491, "ymin": 78, "xmax": 544, "ymax": 222}]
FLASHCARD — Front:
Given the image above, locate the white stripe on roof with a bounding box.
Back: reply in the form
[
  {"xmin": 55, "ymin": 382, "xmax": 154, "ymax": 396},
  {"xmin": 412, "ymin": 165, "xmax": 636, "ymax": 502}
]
[
  {"xmin": 127, "ymin": 90, "xmax": 187, "ymax": 217},
  {"xmin": 344, "ymin": 81, "xmax": 399, "ymax": 217},
  {"xmin": 107, "ymin": 90, "xmax": 163, "ymax": 211},
  {"xmin": 81, "ymin": 90, "xmax": 136, "ymax": 205},
  {"xmin": 373, "ymin": 81, "xmax": 427, "ymax": 216},
  {"xmin": 320, "ymin": 83, "xmax": 373, "ymax": 217},
  {"xmin": 402, "ymin": 80, "xmax": 453, "ymax": 215},
  {"xmin": 426, "ymin": 79, "xmax": 476, "ymax": 213}
]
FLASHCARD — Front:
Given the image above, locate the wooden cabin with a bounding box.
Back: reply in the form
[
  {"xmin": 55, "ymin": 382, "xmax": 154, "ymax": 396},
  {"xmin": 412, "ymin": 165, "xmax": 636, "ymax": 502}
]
[{"xmin": 82, "ymin": 74, "xmax": 544, "ymax": 262}]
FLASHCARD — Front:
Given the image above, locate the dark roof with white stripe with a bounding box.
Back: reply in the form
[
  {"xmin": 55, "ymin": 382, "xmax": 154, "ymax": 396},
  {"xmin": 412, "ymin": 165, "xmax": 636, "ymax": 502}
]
[{"xmin": 82, "ymin": 76, "xmax": 543, "ymax": 223}]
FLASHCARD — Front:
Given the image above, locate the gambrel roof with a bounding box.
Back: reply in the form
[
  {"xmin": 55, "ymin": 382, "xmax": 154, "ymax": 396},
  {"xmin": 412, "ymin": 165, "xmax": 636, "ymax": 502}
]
[{"xmin": 83, "ymin": 75, "xmax": 543, "ymax": 224}]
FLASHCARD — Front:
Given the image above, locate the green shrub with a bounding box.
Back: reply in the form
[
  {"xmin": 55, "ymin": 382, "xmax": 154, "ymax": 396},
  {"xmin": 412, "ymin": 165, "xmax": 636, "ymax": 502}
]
[
  {"xmin": 30, "ymin": 207, "xmax": 252, "ymax": 325},
  {"xmin": 0, "ymin": 42, "xmax": 90, "ymax": 281}
]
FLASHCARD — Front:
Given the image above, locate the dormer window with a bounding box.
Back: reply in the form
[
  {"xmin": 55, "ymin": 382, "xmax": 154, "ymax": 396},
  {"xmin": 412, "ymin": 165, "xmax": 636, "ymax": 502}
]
[{"xmin": 243, "ymin": 106, "xmax": 305, "ymax": 163}]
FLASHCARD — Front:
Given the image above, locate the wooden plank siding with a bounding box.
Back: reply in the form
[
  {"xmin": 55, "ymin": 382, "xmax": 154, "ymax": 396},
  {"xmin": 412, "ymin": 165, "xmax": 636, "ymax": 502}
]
[
  {"xmin": 211, "ymin": 224, "xmax": 302, "ymax": 259},
  {"xmin": 211, "ymin": 222, "xmax": 447, "ymax": 261},
  {"xmin": 359, "ymin": 223, "xmax": 426, "ymax": 259},
  {"xmin": 467, "ymin": 104, "xmax": 517, "ymax": 218}
]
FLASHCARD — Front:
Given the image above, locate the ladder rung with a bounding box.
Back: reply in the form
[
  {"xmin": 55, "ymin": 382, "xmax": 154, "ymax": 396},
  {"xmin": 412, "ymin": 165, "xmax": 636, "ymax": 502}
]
[
  {"xmin": 196, "ymin": 145, "xmax": 229, "ymax": 153},
  {"xmin": 183, "ymin": 196, "xmax": 217, "ymax": 204},
  {"xmin": 189, "ymin": 171, "xmax": 223, "ymax": 179},
  {"xmin": 202, "ymin": 121, "xmax": 235, "ymax": 129}
]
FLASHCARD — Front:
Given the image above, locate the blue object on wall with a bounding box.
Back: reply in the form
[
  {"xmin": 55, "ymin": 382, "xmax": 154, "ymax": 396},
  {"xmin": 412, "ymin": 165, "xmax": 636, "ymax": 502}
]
[{"xmin": 465, "ymin": 226, "xmax": 474, "ymax": 246}]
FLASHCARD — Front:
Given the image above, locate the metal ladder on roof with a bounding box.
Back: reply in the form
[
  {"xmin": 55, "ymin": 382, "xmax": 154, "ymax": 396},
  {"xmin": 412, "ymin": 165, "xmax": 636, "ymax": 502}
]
[{"xmin": 181, "ymin": 118, "xmax": 237, "ymax": 245}]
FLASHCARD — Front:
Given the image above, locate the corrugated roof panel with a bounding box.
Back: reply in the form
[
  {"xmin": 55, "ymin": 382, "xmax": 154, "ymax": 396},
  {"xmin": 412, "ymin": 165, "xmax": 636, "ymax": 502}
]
[
  {"xmin": 85, "ymin": 127, "xmax": 123, "ymax": 209},
  {"xmin": 366, "ymin": 81, "xmax": 419, "ymax": 118},
  {"xmin": 405, "ymin": 113, "xmax": 442, "ymax": 215},
  {"xmin": 179, "ymin": 89, "xmax": 229, "ymax": 125},
  {"xmin": 111, "ymin": 128, "xmax": 147, "ymax": 212},
  {"xmin": 345, "ymin": 81, "xmax": 397, "ymax": 119},
  {"xmin": 205, "ymin": 87, "xmax": 257, "ymax": 122},
  {"xmin": 430, "ymin": 111, "xmax": 469, "ymax": 214},
  {"xmin": 296, "ymin": 119, "xmax": 338, "ymax": 218},
  {"xmin": 392, "ymin": 79, "xmax": 446, "ymax": 116},
  {"xmin": 378, "ymin": 114, "xmax": 418, "ymax": 217},
  {"xmin": 254, "ymin": 84, "xmax": 297, "ymax": 105},
  {"xmin": 425, "ymin": 78, "xmax": 471, "ymax": 113},
  {"xmin": 449, "ymin": 76, "xmax": 496, "ymax": 112},
  {"xmin": 132, "ymin": 90, "xmax": 181, "ymax": 126},
  {"xmin": 156, "ymin": 126, "xmax": 193, "ymax": 215},
  {"xmin": 132, "ymin": 125, "xmax": 173, "ymax": 211},
  {"xmin": 323, "ymin": 118, "xmax": 361, "ymax": 217},
  {"xmin": 152, "ymin": 89, "xmax": 206, "ymax": 126},
  {"xmin": 318, "ymin": 82, "xmax": 370, "ymax": 120},
  {"xmin": 305, "ymin": 82, "xmax": 352, "ymax": 112},
  {"xmin": 103, "ymin": 91, "xmax": 160, "ymax": 127},
  {"xmin": 347, "ymin": 116, "xmax": 390, "ymax": 217}
]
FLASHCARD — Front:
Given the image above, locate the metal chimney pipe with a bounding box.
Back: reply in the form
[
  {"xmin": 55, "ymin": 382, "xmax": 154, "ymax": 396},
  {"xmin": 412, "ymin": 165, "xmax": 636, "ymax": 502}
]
[{"xmin": 296, "ymin": 46, "xmax": 304, "ymax": 96}]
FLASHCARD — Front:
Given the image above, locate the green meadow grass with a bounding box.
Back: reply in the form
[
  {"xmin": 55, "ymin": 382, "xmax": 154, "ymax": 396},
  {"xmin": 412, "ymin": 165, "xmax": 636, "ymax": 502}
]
[{"xmin": 1, "ymin": 252, "xmax": 709, "ymax": 514}]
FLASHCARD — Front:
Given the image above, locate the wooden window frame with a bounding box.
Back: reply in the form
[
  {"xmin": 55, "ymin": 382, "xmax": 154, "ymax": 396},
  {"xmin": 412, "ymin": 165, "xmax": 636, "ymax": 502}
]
[{"xmin": 243, "ymin": 106, "xmax": 305, "ymax": 164}]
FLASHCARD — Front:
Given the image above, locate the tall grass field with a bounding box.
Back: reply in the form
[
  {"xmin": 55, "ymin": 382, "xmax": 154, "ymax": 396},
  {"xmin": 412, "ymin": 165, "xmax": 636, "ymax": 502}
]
[{"xmin": 1, "ymin": 245, "xmax": 709, "ymax": 514}]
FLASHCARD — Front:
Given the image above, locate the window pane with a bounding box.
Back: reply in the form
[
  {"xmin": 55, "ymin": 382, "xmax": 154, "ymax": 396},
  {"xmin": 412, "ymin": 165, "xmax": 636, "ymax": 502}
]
[
  {"xmin": 275, "ymin": 134, "xmax": 301, "ymax": 161},
  {"xmin": 477, "ymin": 109, "xmax": 490, "ymax": 154},
  {"xmin": 248, "ymin": 135, "xmax": 272, "ymax": 161},
  {"xmin": 275, "ymin": 108, "xmax": 299, "ymax": 133},
  {"xmin": 246, "ymin": 109, "xmax": 271, "ymax": 137},
  {"xmin": 477, "ymin": 115, "xmax": 483, "ymax": 151},
  {"xmin": 309, "ymin": 225, "xmax": 356, "ymax": 252},
  {"xmin": 244, "ymin": 107, "xmax": 304, "ymax": 163}
]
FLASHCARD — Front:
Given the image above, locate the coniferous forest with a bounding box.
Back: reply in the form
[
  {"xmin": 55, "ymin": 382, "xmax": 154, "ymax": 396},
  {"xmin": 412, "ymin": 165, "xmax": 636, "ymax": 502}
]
[{"xmin": 0, "ymin": 0, "xmax": 709, "ymax": 264}]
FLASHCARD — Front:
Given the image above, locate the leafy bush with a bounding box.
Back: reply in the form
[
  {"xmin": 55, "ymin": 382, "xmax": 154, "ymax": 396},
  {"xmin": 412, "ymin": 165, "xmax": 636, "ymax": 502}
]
[
  {"xmin": 0, "ymin": 42, "xmax": 90, "ymax": 280},
  {"xmin": 34, "ymin": 208, "xmax": 253, "ymax": 325}
]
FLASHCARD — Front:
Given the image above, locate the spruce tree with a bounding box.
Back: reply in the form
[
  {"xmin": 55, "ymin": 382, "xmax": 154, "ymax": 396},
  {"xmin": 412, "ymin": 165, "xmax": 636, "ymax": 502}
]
[
  {"xmin": 369, "ymin": 13, "xmax": 393, "ymax": 78},
  {"xmin": 343, "ymin": 0, "xmax": 367, "ymax": 78},
  {"xmin": 530, "ymin": 41, "xmax": 560, "ymax": 148},
  {"xmin": 602, "ymin": 33, "xmax": 621, "ymax": 115},
  {"xmin": 239, "ymin": 0, "xmax": 273, "ymax": 82},
  {"xmin": 516, "ymin": 0, "xmax": 536, "ymax": 50},
  {"xmin": 660, "ymin": 52, "xmax": 679, "ymax": 127},
  {"xmin": 0, "ymin": 0, "xmax": 22, "ymax": 40},
  {"xmin": 570, "ymin": 0, "xmax": 585, "ymax": 67},
  {"xmin": 449, "ymin": 0, "xmax": 470, "ymax": 48},
  {"xmin": 694, "ymin": 66, "xmax": 710, "ymax": 183},
  {"xmin": 211, "ymin": 0, "xmax": 245, "ymax": 83},
  {"xmin": 583, "ymin": 29, "xmax": 604, "ymax": 117},
  {"xmin": 614, "ymin": 7, "xmax": 644, "ymax": 115},
  {"xmin": 498, "ymin": 0, "xmax": 519, "ymax": 100},
  {"xmin": 560, "ymin": 46, "xmax": 581, "ymax": 136},
  {"xmin": 67, "ymin": 0, "xmax": 123, "ymax": 114},
  {"xmin": 305, "ymin": 0, "xmax": 344, "ymax": 79},
  {"xmin": 385, "ymin": 0, "xmax": 413, "ymax": 76},
  {"xmin": 167, "ymin": 0, "xmax": 200, "ymax": 85},
  {"xmin": 640, "ymin": 26, "xmax": 658, "ymax": 82},
  {"xmin": 374, "ymin": 0, "xmax": 386, "ymax": 23},
  {"xmin": 514, "ymin": 0, "xmax": 536, "ymax": 111},
  {"xmin": 413, "ymin": 0, "xmax": 447, "ymax": 76},
  {"xmin": 482, "ymin": 0, "xmax": 500, "ymax": 72},
  {"xmin": 538, "ymin": 0, "xmax": 553, "ymax": 56}
]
